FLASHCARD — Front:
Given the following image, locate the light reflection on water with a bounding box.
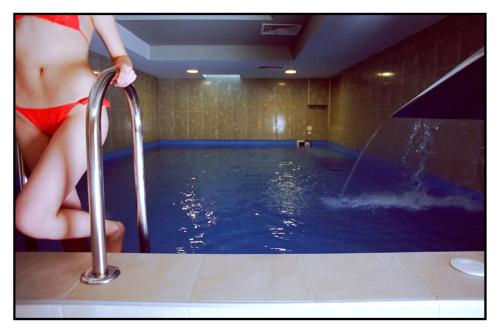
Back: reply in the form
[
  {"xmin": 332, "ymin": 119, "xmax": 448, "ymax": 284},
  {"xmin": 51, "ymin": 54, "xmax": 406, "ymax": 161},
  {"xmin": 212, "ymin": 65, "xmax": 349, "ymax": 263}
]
[
  {"xmin": 264, "ymin": 246, "xmax": 291, "ymax": 253},
  {"xmin": 262, "ymin": 160, "xmax": 308, "ymax": 252},
  {"xmin": 177, "ymin": 176, "xmax": 217, "ymax": 253},
  {"xmin": 264, "ymin": 160, "xmax": 306, "ymax": 216}
]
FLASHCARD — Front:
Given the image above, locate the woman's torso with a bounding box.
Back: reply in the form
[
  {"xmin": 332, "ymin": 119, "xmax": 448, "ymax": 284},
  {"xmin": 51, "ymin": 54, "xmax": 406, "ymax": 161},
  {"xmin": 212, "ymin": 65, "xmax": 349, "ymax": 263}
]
[{"xmin": 15, "ymin": 15, "xmax": 97, "ymax": 108}]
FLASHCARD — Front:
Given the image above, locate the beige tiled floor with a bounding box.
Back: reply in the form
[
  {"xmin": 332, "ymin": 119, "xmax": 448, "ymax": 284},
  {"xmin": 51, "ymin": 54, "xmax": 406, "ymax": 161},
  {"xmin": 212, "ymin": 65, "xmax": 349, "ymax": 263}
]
[
  {"xmin": 15, "ymin": 252, "xmax": 89, "ymax": 300},
  {"xmin": 15, "ymin": 251, "xmax": 484, "ymax": 318},
  {"xmin": 190, "ymin": 255, "xmax": 313, "ymax": 302},
  {"xmin": 394, "ymin": 251, "xmax": 484, "ymax": 299},
  {"xmin": 301, "ymin": 253, "xmax": 434, "ymax": 301}
]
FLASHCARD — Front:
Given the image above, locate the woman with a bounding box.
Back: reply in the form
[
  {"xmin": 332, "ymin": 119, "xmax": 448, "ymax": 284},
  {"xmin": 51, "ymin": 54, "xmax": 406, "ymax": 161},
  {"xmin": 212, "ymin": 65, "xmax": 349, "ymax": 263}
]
[{"xmin": 15, "ymin": 15, "xmax": 137, "ymax": 252}]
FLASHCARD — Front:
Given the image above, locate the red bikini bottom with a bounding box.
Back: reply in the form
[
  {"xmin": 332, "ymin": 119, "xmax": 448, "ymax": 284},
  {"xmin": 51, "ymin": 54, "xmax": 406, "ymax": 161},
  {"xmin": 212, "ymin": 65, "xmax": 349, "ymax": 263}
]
[{"xmin": 16, "ymin": 97, "xmax": 110, "ymax": 136}]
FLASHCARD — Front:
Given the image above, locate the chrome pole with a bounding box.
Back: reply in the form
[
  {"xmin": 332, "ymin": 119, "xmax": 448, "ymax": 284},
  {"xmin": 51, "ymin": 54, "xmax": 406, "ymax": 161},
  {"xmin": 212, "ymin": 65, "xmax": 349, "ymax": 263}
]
[
  {"xmin": 15, "ymin": 139, "xmax": 28, "ymax": 190},
  {"xmin": 124, "ymin": 85, "xmax": 150, "ymax": 253},
  {"xmin": 81, "ymin": 67, "xmax": 120, "ymax": 284},
  {"xmin": 80, "ymin": 67, "xmax": 151, "ymax": 284}
]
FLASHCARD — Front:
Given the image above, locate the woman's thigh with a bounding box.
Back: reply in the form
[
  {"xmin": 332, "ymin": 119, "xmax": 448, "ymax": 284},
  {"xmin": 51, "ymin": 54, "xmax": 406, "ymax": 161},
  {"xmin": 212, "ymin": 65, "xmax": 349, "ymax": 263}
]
[
  {"xmin": 16, "ymin": 104, "xmax": 109, "ymax": 222},
  {"xmin": 15, "ymin": 112, "xmax": 81, "ymax": 209},
  {"xmin": 15, "ymin": 113, "xmax": 51, "ymax": 172}
]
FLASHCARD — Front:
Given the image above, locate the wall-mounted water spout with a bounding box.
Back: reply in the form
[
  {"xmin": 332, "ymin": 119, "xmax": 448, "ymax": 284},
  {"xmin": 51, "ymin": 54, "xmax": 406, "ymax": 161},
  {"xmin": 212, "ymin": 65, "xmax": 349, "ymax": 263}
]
[{"xmin": 341, "ymin": 48, "xmax": 485, "ymax": 196}]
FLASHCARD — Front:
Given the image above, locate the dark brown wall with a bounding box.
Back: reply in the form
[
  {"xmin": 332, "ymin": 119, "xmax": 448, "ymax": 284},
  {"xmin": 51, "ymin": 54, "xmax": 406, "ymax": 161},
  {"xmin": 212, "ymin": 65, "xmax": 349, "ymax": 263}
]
[{"xmin": 158, "ymin": 78, "xmax": 329, "ymax": 140}]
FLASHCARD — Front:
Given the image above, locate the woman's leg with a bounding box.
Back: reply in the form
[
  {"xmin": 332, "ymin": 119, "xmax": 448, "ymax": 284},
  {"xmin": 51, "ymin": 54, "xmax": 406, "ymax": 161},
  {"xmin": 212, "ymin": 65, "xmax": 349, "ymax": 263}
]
[
  {"xmin": 16, "ymin": 113, "xmax": 81, "ymax": 210},
  {"xmin": 15, "ymin": 104, "xmax": 125, "ymax": 252},
  {"xmin": 16, "ymin": 113, "xmax": 89, "ymax": 252}
]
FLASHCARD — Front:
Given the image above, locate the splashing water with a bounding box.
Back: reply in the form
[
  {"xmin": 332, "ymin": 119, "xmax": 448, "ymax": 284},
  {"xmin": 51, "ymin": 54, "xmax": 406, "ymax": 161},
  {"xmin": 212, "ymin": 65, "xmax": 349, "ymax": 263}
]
[
  {"xmin": 322, "ymin": 191, "xmax": 483, "ymax": 212},
  {"xmin": 402, "ymin": 120, "xmax": 441, "ymax": 192},
  {"xmin": 332, "ymin": 119, "xmax": 483, "ymax": 212}
]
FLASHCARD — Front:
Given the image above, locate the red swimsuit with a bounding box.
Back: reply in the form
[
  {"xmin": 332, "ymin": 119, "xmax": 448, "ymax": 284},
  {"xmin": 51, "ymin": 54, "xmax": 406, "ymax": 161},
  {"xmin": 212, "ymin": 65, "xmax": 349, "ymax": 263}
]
[
  {"xmin": 16, "ymin": 15, "xmax": 91, "ymax": 43},
  {"xmin": 16, "ymin": 15, "xmax": 110, "ymax": 136},
  {"xmin": 16, "ymin": 98, "xmax": 110, "ymax": 136}
]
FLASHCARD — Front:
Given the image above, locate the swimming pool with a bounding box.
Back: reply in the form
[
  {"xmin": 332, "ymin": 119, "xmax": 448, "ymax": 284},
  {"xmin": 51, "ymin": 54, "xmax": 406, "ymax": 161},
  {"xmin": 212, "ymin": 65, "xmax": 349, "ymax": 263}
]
[{"xmin": 16, "ymin": 140, "xmax": 485, "ymax": 254}]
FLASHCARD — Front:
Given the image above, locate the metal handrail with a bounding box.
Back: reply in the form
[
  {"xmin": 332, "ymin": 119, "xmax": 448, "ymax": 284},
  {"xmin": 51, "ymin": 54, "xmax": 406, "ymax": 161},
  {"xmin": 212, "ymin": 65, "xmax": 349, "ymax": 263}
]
[
  {"xmin": 81, "ymin": 67, "xmax": 150, "ymax": 285},
  {"xmin": 15, "ymin": 140, "xmax": 28, "ymax": 190}
]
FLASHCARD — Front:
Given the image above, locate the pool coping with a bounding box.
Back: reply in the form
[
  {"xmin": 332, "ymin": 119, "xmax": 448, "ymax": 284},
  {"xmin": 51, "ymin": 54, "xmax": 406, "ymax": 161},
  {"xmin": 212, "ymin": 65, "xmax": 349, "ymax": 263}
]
[{"xmin": 15, "ymin": 251, "xmax": 485, "ymax": 318}]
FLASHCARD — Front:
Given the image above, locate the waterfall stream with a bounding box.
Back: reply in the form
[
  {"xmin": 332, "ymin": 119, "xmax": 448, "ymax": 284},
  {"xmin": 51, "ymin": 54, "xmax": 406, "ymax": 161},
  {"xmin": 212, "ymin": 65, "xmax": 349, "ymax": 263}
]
[{"xmin": 332, "ymin": 48, "xmax": 484, "ymax": 211}]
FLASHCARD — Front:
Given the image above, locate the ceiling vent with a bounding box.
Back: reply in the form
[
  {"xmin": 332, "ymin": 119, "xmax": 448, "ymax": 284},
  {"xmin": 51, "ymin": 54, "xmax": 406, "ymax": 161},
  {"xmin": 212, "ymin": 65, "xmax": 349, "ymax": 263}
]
[
  {"xmin": 260, "ymin": 23, "xmax": 302, "ymax": 36},
  {"xmin": 257, "ymin": 65, "xmax": 285, "ymax": 70}
]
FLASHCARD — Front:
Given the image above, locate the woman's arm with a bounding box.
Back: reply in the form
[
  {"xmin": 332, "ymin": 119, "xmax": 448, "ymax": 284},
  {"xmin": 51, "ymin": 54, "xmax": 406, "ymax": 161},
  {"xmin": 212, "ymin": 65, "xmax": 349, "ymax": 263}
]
[{"xmin": 91, "ymin": 15, "xmax": 137, "ymax": 87}]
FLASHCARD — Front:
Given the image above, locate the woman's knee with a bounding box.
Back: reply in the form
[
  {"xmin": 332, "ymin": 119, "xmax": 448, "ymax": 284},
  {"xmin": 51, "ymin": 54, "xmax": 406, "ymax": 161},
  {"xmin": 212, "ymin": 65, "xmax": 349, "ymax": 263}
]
[
  {"xmin": 15, "ymin": 195, "xmax": 37, "ymax": 238},
  {"xmin": 15, "ymin": 192, "xmax": 52, "ymax": 239}
]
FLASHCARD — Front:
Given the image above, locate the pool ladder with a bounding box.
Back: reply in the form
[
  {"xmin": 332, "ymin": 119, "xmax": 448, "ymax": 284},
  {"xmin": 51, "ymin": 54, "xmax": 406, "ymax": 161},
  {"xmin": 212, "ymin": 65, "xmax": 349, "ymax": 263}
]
[{"xmin": 15, "ymin": 67, "xmax": 150, "ymax": 285}]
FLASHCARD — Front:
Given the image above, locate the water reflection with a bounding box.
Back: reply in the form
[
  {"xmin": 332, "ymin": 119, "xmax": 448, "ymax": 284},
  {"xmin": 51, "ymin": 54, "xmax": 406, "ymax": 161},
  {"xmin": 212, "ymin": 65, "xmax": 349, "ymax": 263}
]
[
  {"xmin": 264, "ymin": 245, "xmax": 291, "ymax": 253},
  {"xmin": 181, "ymin": 190, "xmax": 202, "ymax": 220},
  {"xmin": 177, "ymin": 175, "xmax": 217, "ymax": 253},
  {"xmin": 273, "ymin": 114, "xmax": 286, "ymax": 134},
  {"xmin": 264, "ymin": 160, "xmax": 305, "ymax": 216},
  {"xmin": 282, "ymin": 219, "xmax": 299, "ymax": 227},
  {"xmin": 263, "ymin": 160, "xmax": 307, "ymax": 252},
  {"xmin": 269, "ymin": 226, "xmax": 286, "ymax": 240}
]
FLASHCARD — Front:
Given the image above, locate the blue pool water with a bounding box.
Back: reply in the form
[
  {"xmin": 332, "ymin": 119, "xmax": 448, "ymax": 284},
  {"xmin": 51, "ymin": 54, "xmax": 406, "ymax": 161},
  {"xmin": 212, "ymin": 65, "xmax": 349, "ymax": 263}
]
[{"xmin": 16, "ymin": 141, "xmax": 485, "ymax": 254}]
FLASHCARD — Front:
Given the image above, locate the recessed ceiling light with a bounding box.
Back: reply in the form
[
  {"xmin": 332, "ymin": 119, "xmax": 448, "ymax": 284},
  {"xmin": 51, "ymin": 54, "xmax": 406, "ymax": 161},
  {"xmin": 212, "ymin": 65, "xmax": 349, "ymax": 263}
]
[
  {"xmin": 186, "ymin": 68, "xmax": 199, "ymax": 74},
  {"xmin": 284, "ymin": 69, "xmax": 297, "ymax": 75},
  {"xmin": 377, "ymin": 72, "xmax": 395, "ymax": 77},
  {"xmin": 202, "ymin": 74, "xmax": 240, "ymax": 79}
]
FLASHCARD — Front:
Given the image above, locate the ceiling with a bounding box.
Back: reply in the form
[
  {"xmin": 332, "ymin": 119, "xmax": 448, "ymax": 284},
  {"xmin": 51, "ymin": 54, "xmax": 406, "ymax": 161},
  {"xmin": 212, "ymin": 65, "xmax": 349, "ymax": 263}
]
[
  {"xmin": 117, "ymin": 15, "xmax": 311, "ymax": 46},
  {"xmin": 90, "ymin": 14, "xmax": 446, "ymax": 79}
]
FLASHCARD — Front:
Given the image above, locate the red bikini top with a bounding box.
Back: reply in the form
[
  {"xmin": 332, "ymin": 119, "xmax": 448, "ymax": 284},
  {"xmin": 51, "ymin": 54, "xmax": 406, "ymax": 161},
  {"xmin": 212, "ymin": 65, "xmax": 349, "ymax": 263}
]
[{"xmin": 15, "ymin": 15, "xmax": 90, "ymax": 43}]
